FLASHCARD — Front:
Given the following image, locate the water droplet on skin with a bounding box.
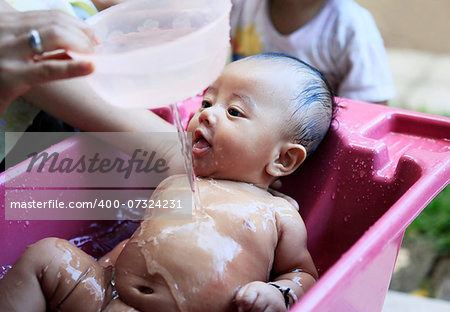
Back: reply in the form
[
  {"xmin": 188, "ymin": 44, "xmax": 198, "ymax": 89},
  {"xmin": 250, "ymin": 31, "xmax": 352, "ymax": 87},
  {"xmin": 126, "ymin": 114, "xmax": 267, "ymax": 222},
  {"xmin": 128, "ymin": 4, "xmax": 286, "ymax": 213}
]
[
  {"xmin": 292, "ymin": 276, "xmax": 303, "ymax": 288},
  {"xmin": 0, "ymin": 265, "xmax": 13, "ymax": 279},
  {"xmin": 344, "ymin": 215, "xmax": 351, "ymax": 222},
  {"xmin": 331, "ymin": 193, "xmax": 336, "ymax": 200}
]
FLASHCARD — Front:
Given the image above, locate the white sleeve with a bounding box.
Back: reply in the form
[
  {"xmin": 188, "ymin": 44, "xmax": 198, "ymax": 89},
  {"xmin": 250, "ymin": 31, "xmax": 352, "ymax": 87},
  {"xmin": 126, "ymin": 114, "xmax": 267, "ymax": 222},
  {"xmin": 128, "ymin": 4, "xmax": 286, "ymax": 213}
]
[
  {"xmin": 336, "ymin": 9, "xmax": 396, "ymax": 102},
  {"xmin": 230, "ymin": 0, "xmax": 245, "ymax": 34}
]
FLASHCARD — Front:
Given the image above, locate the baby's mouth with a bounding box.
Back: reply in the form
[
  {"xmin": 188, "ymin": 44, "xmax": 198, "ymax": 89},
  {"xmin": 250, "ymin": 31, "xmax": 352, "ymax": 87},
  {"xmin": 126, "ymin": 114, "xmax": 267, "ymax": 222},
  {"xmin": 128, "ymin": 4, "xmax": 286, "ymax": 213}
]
[{"xmin": 192, "ymin": 131, "xmax": 211, "ymax": 156}]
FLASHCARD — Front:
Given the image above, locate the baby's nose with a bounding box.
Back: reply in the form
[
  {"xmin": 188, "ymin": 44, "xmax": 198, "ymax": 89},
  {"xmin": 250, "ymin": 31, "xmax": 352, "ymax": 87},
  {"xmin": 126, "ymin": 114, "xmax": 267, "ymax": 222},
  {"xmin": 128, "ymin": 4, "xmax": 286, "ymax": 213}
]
[{"xmin": 198, "ymin": 108, "xmax": 217, "ymax": 126}]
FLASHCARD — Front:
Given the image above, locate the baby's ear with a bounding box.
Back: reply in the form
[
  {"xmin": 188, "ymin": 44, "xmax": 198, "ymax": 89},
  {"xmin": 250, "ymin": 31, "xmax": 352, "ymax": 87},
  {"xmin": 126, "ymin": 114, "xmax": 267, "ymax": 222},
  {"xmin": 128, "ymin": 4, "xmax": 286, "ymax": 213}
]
[{"xmin": 266, "ymin": 143, "xmax": 307, "ymax": 178}]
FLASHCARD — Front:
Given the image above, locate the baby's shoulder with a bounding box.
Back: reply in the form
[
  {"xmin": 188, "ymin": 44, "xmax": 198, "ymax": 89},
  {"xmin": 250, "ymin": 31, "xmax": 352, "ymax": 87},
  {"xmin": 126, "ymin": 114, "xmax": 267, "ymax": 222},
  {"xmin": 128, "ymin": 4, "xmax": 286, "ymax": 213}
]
[
  {"xmin": 270, "ymin": 196, "xmax": 306, "ymax": 233},
  {"xmin": 156, "ymin": 174, "xmax": 190, "ymax": 189},
  {"xmin": 152, "ymin": 174, "xmax": 193, "ymax": 205},
  {"xmin": 270, "ymin": 194, "xmax": 299, "ymax": 215}
]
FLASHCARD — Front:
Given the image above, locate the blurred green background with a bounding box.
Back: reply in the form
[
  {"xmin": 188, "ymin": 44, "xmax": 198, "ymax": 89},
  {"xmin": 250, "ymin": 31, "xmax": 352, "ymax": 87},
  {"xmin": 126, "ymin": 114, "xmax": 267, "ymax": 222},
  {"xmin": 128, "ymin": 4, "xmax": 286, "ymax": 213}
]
[{"xmin": 407, "ymin": 185, "xmax": 450, "ymax": 257}]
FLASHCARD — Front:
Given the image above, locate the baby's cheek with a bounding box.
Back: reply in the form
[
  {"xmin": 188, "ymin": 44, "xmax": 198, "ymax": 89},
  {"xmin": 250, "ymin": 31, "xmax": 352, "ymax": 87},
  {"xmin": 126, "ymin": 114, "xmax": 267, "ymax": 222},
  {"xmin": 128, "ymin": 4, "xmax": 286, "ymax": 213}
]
[{"xmin": 187, "ymin": 109, "xmax": 203, "ymax": 130}]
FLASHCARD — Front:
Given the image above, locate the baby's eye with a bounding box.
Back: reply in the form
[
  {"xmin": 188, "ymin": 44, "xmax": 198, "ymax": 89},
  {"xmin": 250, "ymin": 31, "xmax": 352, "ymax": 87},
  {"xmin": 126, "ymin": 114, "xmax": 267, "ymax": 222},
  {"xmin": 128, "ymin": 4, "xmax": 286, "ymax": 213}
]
[
  {"xmin": 228, "ymin": 107, "xmax": 243, "ymax": 117},
  {"xmin": 201, "ymin": 100, "xmax": 212, "ymax": 109}
]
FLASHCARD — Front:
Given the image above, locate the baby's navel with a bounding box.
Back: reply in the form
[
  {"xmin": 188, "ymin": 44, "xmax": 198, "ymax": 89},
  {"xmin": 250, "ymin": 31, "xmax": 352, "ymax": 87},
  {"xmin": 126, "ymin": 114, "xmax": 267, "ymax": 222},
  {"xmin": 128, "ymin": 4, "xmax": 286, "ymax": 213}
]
[{"xmin": 137, "ymin": 285, "xmax": 153, "ymax": 294}]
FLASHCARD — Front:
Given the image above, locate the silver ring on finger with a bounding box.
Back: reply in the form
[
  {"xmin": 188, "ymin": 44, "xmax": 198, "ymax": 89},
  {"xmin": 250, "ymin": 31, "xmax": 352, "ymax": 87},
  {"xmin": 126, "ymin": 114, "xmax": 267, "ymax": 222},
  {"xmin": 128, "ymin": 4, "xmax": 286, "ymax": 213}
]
[{"xmin": 28, "ymin": 29, "xmax": 44, "ymax": 55}]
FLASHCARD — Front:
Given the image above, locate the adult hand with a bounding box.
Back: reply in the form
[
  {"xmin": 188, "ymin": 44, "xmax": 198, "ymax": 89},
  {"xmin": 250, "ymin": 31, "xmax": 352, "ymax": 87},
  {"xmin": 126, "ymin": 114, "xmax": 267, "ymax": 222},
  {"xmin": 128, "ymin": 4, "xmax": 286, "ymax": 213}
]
[{"xmin": 0, "ymin": 10, "xmax": 96, "ymax": 113}]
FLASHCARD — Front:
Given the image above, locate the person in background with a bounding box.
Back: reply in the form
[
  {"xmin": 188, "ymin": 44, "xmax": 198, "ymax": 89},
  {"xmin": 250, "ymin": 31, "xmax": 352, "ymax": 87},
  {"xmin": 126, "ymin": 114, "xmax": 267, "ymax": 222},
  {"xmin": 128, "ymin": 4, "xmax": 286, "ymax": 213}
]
[{"xmin": 230, "ymin": 0, "xmax": 396, "ymax": 104}]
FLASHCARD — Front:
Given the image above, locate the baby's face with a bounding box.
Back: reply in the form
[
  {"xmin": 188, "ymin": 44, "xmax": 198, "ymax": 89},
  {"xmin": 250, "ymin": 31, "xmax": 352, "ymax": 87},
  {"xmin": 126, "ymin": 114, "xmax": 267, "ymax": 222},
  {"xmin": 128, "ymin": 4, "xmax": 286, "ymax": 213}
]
[{"xmin": 187, "ymin": 58, "xmax": 298, "ymax": 185}]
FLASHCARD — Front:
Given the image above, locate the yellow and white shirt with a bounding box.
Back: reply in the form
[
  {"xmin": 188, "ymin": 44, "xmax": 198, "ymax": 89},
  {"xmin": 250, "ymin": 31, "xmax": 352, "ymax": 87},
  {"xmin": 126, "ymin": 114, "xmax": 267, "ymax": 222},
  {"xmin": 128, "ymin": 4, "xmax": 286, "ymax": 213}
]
[
  {"xmin": 230, "ymin": 0, "xmax": 396, "ymax": 103},
  {"xmin": 6, "ymin": 0, "xmax": 97, "ymax": 19}
]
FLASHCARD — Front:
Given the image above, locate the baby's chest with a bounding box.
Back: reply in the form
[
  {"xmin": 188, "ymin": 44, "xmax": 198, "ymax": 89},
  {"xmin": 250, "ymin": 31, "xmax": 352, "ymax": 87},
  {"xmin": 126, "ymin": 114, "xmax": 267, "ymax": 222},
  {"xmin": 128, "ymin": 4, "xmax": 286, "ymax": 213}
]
[
  {"xmin": 200, "ymin": 203, "xmax": 279, "ymax": 248},
  {"xmin": 141, "ymin": 204, "xmax": 279, "ymax": 257}
]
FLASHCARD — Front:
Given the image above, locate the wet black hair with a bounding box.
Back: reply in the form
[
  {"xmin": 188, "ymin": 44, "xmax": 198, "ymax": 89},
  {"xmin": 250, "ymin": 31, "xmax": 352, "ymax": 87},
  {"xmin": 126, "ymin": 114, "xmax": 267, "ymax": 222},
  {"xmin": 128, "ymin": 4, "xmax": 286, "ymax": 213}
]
[{"xmin": 245, "ymin": 53, "xmax": 337, "ymax": 155}]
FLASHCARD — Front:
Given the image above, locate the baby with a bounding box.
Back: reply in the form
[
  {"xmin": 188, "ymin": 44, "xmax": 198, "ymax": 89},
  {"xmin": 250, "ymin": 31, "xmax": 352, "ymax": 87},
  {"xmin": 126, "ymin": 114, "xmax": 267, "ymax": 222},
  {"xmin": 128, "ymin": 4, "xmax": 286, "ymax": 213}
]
[{"xmin": 0, "ymin": 53, "xmax": 336, "ymax": 312}]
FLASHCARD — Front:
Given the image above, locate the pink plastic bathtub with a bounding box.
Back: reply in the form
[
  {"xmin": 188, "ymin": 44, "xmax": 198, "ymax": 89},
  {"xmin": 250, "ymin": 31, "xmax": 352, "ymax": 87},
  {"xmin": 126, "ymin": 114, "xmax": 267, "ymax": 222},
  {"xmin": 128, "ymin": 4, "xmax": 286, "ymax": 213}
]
[{"xmin": 1, "ymin": 99, "xmax": 449, "ymax": 311}]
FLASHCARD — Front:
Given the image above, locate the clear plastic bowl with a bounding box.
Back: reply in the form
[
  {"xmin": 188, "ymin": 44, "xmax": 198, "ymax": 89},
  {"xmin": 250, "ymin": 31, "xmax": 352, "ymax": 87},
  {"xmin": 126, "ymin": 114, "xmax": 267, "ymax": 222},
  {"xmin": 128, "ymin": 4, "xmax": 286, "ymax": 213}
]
[{"xmin": 71, "ymin": 0, "xmax": 231, "ymax": 108}]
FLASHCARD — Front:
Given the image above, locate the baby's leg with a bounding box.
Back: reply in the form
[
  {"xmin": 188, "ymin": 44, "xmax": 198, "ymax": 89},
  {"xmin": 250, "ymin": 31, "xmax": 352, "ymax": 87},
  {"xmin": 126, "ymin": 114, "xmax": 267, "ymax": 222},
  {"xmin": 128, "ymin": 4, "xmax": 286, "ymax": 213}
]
[{"xmin": 0, "ymin": 237, "xmax": 111, "ymax": 312}]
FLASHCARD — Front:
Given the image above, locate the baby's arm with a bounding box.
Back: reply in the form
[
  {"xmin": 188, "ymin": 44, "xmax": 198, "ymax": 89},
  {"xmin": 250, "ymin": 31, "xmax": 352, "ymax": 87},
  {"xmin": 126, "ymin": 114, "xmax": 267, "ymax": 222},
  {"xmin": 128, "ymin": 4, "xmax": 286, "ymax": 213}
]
[
  {"xmin": 270, "ymin": 207, "xmax": 317, "ymax": 304},
  {"xmin": 234, "ymin": 202, "xmax": 317, "ymax": 311}
]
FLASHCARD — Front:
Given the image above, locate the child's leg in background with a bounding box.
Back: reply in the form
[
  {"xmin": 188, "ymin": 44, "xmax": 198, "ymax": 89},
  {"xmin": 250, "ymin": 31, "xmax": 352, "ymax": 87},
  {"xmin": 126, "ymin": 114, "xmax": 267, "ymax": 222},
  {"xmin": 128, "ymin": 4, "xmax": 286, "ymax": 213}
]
[{"xmin": 0, "ymin": 237, "xmax": 111, "ymax": 312}]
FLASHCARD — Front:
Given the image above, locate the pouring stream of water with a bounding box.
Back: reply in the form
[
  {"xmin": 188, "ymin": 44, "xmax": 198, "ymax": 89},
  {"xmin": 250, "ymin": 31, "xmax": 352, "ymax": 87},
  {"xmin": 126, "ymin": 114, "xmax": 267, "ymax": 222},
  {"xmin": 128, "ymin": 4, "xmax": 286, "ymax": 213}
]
[{"xmin": 170, "ymin": 104, "xmax": 199, "ymax": 209}]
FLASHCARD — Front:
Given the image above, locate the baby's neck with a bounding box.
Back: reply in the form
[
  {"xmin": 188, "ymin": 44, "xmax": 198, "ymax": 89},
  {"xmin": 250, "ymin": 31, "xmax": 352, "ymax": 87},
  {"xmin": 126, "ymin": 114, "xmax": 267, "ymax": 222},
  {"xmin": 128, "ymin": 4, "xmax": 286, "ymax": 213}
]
[
  {"xmin": 197, "ymin": 178, "xmax": 273, "ymax": 199},
  {"xmin": 197, "ymin": 176, "xmax": 271, "ymax": 192}
]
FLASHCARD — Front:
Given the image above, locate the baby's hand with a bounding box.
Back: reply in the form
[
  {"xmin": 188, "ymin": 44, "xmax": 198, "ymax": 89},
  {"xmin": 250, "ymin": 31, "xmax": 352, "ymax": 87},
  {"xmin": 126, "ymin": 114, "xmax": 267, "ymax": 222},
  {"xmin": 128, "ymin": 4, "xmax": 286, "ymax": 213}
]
[{"xmin": 234, "ymin": 281, "xmax": 286, "ymax": 312}]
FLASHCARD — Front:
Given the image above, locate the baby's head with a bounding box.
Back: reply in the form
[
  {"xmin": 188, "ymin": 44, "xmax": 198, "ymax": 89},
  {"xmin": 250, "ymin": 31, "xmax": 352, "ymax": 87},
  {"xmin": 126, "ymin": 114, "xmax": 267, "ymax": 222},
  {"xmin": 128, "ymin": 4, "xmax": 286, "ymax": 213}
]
[{"xmin": 187, "ymin": 53, "xmax": 336, "ymax": 188}]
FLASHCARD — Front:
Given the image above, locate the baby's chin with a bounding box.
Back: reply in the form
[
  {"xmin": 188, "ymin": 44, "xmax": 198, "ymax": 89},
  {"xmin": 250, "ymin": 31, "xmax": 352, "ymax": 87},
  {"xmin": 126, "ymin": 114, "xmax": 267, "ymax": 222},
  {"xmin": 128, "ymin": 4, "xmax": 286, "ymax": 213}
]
[
  {"xmin": 192, "ymin": 163, "xmax": 227, "ymax": 181},
  {"xmin": 192, "ymin": 159, "xmax": 253, "ymax": 183},
  {"xmin": 192, "ymin": 161, "xmax": 212, "ymax": 178},
  {"xmin": 192, "ymin": 168, "xmax": 218, "ymax": 180}
]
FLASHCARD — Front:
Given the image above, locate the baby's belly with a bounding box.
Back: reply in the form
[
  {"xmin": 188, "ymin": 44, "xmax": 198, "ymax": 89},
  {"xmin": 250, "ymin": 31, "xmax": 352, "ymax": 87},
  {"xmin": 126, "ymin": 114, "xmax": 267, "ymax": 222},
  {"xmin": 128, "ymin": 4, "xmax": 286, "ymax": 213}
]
[{"xmin": 113, "ymin": 218, "xmax": 275, "ymax": 312}]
